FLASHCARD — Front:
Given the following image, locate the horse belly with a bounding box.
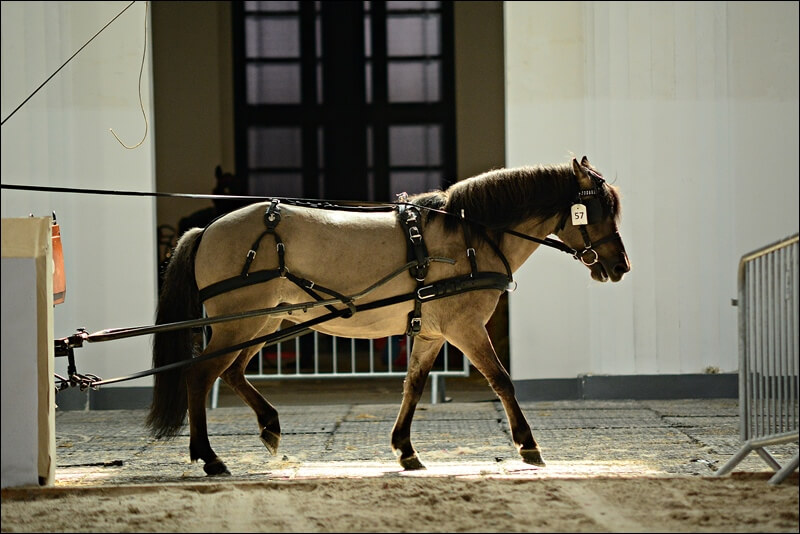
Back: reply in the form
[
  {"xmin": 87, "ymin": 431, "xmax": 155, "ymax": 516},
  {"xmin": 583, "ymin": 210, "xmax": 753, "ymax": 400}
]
[{"xmin": 291, "ymin": 300, "xmax": 414, "ymax": 339}]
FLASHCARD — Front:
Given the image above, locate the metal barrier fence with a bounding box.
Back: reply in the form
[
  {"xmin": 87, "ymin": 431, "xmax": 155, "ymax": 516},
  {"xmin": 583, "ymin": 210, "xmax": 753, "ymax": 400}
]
[
  {"xmin": 209, "ymin": 329, "xmax": 468, "ymax": 409},
  {"xmin": 716, "ymin": 233, "xmax": 799, "ymax": 484}
]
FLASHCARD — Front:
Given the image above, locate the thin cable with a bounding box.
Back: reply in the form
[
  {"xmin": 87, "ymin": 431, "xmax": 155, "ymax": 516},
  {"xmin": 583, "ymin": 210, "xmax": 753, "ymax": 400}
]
[
  {"xmin": 0, "ymin": 1, "xmax": 137, "ymax": 126},
  {"xmin": 109, "ymin": 1, "xmax": 149, "ymax": 149}
]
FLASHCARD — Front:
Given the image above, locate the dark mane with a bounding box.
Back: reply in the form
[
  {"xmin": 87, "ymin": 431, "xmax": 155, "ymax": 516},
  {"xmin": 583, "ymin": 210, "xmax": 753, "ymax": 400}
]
[{"xmin": 410, "ymin": 163, "xmax": 621, "ymax": 239}]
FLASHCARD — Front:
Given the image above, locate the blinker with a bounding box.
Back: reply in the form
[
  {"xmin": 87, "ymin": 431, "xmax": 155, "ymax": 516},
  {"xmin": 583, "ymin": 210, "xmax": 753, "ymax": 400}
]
[{"xmin": 584, "ymin": 197, "xmax": 604, "ymax": 224}]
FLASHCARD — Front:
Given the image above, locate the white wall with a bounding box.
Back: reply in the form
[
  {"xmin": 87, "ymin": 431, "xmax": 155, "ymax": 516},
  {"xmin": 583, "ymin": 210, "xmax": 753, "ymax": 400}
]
[
  {"xmin": 1, "ymin": 1, "xmax": 157, "ymax": 389},
  {"xmin": 505, "ymin": 1, "xmax": 799, "ymax": 380}
]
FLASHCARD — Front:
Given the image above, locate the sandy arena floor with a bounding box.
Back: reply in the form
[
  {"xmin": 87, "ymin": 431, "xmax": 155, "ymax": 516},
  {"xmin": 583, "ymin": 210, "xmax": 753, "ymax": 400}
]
[{"xmin": 2, "ymin": 396, "xmax": 797, "ymax": 532}]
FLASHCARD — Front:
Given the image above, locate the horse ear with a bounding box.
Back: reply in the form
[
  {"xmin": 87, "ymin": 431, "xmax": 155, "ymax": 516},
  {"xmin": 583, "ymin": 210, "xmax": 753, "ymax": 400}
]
[
  {"xmin": 215, "ymin": 165, "xmax": 223, "ymax": 180},
  {"xmin": 572, "ymin": 157, "xmax": 582, "ymax": 175},
  {"xmin": 572, "ymin": 157, "xmax": 593, "ymax": 189},
  {"xmin": 580, "ymin": 155, "xmax": 590, "ymax": 167}
]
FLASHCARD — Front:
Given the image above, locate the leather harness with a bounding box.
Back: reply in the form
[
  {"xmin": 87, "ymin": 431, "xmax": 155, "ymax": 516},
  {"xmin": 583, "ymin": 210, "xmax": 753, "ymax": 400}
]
[
  {"xmin": 197, "ymin": 171, "xmax": 617, "ymax": 338},
  {"xmin": 198, "ymin": 198, "xmax": 513, "ymax": 337}
]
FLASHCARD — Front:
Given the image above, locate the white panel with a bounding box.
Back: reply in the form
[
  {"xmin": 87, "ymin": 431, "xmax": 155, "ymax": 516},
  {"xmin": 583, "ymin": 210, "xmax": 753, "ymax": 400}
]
[
  {"xmin": 0, "ymin": 259, "xmax": 40, "ymax": 488},
  {"xmin": 1, "ymin": 2, "xmax": 158, "ymax": 387},
  {"xmin": 505, "ymin": 1, "xmax": 798, "ymax": 381}
]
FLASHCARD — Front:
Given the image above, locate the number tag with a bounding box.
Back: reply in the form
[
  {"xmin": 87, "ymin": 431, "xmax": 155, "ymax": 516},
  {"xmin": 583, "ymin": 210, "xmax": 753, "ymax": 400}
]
[{"xmin": 571, "ymin": 203, "xmax": 588, "ymax": 226}]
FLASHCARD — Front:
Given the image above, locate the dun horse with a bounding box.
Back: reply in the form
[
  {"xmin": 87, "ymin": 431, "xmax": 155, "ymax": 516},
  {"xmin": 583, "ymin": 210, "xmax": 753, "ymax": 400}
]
[{"xmin": 147, "ymin": 156, "xmax": 630, "ymax": 475}]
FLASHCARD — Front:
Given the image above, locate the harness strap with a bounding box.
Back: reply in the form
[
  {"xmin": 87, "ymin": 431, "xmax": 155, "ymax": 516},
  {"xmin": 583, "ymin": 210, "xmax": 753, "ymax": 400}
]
[
  {"xmin": 88, "ymin": 307, "xmax": 350, "ymax": 387},
  {"xmin": 459, "ymin": 210, "xmax": 479, "ymax": 277},
  {"xmin": 415, "ymin": 272, "xmax": 511, "ymax": 302},
  {"xmin": 200, "ymin": 269, "xmax": 281, "ymax": 302},
  {"xmin": 479, "ymin": 230, "xmax": 513, "ymax": 280},
  {"xmin": 87, "ymin": 271, "xmax": 511, "ymax": 388},
  {"xmin": 397, "ymin": 203, "xmax": 430, "ymax": 281},
  {"xmin": 232, "ymin": 198, "xmax": 350, "ymax": 316},
  {"xmin": 242, "ymin": 199, "xmax": 285, "ymax": 277},
  {"xmin": 396, "ymin": 202, "xmax": 431, "ymax": 336},
  {"xmin": 285, "ymin": 271, "xmax": 355, "ymax": 317}
]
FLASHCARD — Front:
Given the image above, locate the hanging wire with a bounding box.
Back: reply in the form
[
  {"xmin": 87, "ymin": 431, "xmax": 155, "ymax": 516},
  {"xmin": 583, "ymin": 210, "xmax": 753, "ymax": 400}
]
[
  {"xmin": 0, "ymin": 1, "xmax": 137, "ymax": 126},
  {"xmin": 109, "ymin": 1, "xmax": 150, "ymax": 149}
]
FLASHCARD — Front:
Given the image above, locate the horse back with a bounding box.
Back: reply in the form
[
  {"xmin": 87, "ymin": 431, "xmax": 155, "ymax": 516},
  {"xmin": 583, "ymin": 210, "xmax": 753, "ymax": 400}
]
[{"xmin": 194, "ymin": 202, "xmax": 410, "ymax": 296}]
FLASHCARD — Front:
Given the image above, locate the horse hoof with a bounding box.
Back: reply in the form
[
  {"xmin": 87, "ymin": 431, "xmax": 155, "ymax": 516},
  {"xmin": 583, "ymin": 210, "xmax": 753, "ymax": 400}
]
[
  {"xmin": 204, "ymin": 458, "xmax": 231, "ymax": 476},
  {"xmin": 520, "ymin": 448, "xmax": 546, "ymax": 467},
  {"xmin": 260, "ymin": 429, "xmax": 281, "ymax": 456},
  {"xmin": 400, "ymin": 454, "xmax": 427, "ymax": 471}
]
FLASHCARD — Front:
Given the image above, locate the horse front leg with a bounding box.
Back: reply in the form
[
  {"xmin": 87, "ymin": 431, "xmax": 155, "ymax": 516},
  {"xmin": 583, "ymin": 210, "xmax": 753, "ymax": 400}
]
[
  {"xmin": 446, "ymin": 326, "xmax": 545, "ymax": 466},
  {"xmin": 186, "ymin": 347, "xmax": 240, "ymax": 476},
  {"xmin": 220, "ymin": 344, "xmax": 281, "ymax": 456},
  {"xmin": 391, "ymin": 334, "xmax": 444, "ymax": 470}
]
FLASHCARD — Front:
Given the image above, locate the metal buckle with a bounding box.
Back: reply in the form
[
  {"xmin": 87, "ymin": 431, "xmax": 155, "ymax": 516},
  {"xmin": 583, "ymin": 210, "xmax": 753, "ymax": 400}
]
[
  {"xmin": 409, "ymin": 317, "xmax": 421, "ymax": 334},
  {"xmin": 408, "ymin": 226, "xmax": 422, "ymax": 243},
  {"xmin": 416, "ymin": 285, "xmax": 436, "ymax": 300}
]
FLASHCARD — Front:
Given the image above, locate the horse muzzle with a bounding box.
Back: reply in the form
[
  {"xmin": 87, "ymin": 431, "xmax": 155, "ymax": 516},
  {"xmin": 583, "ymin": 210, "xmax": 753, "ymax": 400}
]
[{"xmin": 589, "ymin": 252, "xmax": 630, "ymax": 283}]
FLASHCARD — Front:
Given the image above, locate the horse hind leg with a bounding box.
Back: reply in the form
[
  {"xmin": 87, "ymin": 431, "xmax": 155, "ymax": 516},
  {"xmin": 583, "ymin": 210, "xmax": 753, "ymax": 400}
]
[
  {"xmin": 220, "ymin": 330, "xmax": 282, "ymax": 456},
  {"xmin": 391, "ymin": 335, "xmax": 444, "ymax": 470},
  {"xmin": 445, "ymin": 326, "xmax": 545, "ymax": 467},
  {"xmin": 185, "ymin": 341, "xmax": 241, "ymax": 476}
]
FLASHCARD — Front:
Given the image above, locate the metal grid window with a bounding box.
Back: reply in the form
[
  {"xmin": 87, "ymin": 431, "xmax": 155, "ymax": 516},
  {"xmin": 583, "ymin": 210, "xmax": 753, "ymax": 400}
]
[{"xmin": 224, "ymin": 1, "xmax": 462, "ymax": 394}]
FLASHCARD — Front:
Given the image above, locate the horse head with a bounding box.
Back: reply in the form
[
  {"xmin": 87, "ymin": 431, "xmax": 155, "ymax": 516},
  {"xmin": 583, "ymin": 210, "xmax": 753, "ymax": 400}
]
[{"xmin": 554, "ymin": 156, "xmax": 630, "ymax": 283}]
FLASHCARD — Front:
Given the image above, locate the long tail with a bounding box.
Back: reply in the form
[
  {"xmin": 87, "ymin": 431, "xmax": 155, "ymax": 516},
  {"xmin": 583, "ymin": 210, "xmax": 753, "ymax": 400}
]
[{"xmin": 145, "ymin": 227, "xmax": 205, "ymax": 439}]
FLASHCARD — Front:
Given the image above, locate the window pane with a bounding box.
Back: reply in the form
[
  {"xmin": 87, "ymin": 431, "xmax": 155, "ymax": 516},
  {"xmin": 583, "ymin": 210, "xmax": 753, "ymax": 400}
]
[
  {"xmin": 388, "ymin": 61, "xmax": 440, "ymax": 102},
  {"xmin": 247, "ymin": 64, "xmax": 301, "ymax": 104},
  {"xmin": 386, "ymin": 1, "xmax": 440, "ymax": 11},
  {"xmin": 365, "ymin": 61, "xmax": 372, "ymax": 103},
  {"xmin": 364, "ymin": 15, "xmax": 372, "ymax": 57},
  {"xmin": 316, "ymin": 15, "xmax": 322, "ymax": 58},
  {"xmin": 248, "ymin": 127, "xmax": 302, "ymax": 168},
  {"xmin": 317, "ymin": 62, "xmax": 324, "ymax": 104},
  {"xmin": 389, "ymin": 125, "xmax": 441, "ymax": 166},
  {"xmin": 387, "ymin": 14, "xmax": 439, "ymax": 57},
  {"xmin": 246, "ymin": 17, "xmax": 300, "ymax": 58},
  {"xmin": 249, "ymin": 172, "xmax": 303, "ymax": 198},
  {"xmin": 390, "ymin": 171, "xmax": 442, "ymax": 197},
  {"xmin": 245, "ymin": 1, "xmax": 298, "ymax": 13}
]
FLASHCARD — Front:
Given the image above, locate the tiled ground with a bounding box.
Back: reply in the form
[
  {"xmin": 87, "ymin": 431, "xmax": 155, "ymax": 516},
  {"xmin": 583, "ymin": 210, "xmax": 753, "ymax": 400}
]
[{"xmin": 50, "ymin": 398, "xmax": 798, "ymax": 486}]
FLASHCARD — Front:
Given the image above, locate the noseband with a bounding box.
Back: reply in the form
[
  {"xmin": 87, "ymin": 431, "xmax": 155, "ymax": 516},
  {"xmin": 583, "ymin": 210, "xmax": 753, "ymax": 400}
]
[{"xmin": 573, "ymin": 227, "xmax": 622, "ymax": 266}]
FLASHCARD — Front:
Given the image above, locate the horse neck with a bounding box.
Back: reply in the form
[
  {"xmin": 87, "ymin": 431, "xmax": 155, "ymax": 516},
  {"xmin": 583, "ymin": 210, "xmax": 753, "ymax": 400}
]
[{"xmin": 499, "ymin": 215, "xmax": 562, "ymax": 273}]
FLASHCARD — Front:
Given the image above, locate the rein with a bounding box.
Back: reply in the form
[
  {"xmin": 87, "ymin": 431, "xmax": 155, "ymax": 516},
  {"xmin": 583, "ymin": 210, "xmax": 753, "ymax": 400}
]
[{"xmin": 1, "ymin": 181, "xmax": 596, "ymax": 259}]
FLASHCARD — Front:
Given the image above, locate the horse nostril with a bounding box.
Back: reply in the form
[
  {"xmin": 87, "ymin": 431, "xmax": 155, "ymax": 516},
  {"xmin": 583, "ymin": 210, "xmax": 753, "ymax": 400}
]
[{"xmin": 614, "ymin": 262, "xmax": 630, "ymax": 275}]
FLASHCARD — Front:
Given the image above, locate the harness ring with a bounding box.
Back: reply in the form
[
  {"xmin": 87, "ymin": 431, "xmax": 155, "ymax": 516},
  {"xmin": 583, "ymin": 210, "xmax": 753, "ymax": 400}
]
[{"xmin": 579, "ymin": 248, "xmax": 599, "ymax": 266}]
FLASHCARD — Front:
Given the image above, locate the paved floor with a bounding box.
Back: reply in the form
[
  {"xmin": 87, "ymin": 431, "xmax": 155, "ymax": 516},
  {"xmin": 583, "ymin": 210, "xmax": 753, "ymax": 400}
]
[{"xmin": 52, "ymin": 396, "xmax": 798, "ymax": 486}]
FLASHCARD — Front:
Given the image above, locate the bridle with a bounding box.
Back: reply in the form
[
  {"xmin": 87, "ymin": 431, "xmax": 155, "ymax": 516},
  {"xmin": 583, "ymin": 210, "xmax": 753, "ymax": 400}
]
[{"xmin": 504, "ymin": 168, "xmax": 622, "ymax": 267}]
